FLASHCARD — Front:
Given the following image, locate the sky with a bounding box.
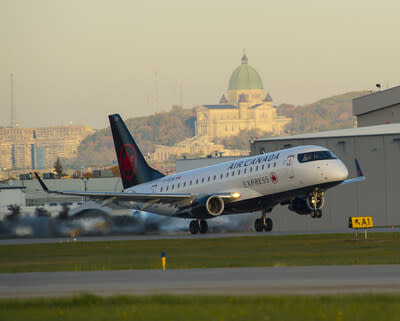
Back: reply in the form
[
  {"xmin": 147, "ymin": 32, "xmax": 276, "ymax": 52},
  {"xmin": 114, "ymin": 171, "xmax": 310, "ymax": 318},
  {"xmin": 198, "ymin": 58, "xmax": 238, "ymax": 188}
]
[{"xmin": 1, "ymin": 0, "xmax": 400, "ymax": 129}]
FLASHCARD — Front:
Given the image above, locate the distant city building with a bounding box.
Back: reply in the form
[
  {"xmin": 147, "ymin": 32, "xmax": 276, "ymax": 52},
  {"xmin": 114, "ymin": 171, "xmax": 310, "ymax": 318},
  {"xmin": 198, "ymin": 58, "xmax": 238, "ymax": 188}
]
[
  {"xmin": 195, "ymin": 54, "xmax": 291, "ymax": 138},
  {"xmin": 0, "ymin": 125, "xmax": 94, "ymax": 170}
]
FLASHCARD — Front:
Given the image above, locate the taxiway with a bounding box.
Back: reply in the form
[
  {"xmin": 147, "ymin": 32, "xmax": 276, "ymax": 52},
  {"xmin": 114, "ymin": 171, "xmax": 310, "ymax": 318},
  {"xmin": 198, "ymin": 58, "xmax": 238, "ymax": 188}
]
[{"xmin": 1, "ymin": 265, "xmax": 400, "ymax": 297}]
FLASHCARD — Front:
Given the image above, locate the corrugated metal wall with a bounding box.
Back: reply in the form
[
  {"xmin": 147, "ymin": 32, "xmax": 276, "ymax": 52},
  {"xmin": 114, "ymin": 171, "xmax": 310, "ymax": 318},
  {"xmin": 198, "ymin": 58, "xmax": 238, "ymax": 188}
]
[{"xmin": 251, "ymin": 134, "xmax": 400, "ymax": 232}]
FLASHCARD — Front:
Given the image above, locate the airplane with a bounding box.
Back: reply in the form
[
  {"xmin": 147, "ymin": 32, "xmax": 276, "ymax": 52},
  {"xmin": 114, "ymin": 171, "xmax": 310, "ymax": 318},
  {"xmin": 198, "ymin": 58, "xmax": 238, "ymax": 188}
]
[{"xmin": 34, "ymin": 113, "xmax": 365, "ymax": 234}]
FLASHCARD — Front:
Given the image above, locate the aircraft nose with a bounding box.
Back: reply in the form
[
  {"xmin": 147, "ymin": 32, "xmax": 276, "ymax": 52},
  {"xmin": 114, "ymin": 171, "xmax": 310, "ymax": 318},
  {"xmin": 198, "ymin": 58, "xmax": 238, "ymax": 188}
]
[
  {"xmin": 337, "ymin": 161, "xmax": 349, "ymax": 181},
  {"xmin": 324, "ymin": 160, "xmax": 348, "ymax": 182}
]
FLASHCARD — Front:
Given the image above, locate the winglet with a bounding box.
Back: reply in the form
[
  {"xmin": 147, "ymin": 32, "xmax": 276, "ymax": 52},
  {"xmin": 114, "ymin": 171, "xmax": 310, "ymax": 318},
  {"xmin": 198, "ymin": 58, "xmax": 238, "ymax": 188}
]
[
  {"xmin": 34, "ymin": 172, "xmax": 50, "ymax": 192},
  {"xmin": 355, "ymin": 158, "xmax": 363, "ymax": 177}
]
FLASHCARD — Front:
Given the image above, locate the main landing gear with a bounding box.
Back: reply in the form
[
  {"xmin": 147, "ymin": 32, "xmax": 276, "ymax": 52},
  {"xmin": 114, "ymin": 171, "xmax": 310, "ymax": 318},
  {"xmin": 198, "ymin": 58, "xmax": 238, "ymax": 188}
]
[
  {"xmin": 189, "ymin": 219, "xmax": 208, "ymax": 234},
  {"xmin": 254, "ymin": 209, "xmax": 273, "ymax": 232},
  {"xmin": 308, "ymin": 188, "xmax": 324, "ymax": 219}
]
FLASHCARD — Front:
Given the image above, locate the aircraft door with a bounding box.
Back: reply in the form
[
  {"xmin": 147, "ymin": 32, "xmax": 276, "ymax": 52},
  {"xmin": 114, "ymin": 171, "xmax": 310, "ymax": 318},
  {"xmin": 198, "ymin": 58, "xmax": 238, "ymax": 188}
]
[{"xmin": 286, "ymin": 155, "xmax": 295, "ymax": 179}]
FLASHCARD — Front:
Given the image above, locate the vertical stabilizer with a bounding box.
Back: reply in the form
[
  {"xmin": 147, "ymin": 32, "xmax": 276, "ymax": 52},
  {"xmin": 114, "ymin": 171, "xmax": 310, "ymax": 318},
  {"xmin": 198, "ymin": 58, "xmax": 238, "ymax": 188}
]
[{"xmin": 108, "ymin": 114, "xmax": 165, "ymax": 189}]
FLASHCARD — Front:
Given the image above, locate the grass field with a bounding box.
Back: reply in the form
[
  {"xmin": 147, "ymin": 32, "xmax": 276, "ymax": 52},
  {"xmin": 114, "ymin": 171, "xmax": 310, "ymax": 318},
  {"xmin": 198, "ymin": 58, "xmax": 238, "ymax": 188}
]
[
  {"xmin": 1, "ymin": 293, "xmax": 400, "ymax": 321},
  {"xmin": 1, "ymin": 232, "xmax": 400, "ymax": 273}
]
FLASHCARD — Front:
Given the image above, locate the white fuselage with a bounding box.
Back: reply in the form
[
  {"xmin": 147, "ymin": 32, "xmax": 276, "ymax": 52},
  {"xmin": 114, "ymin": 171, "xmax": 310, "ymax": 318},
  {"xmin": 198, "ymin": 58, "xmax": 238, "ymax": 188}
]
[{"xmin": 124, "ymin": 145, "xmax": 348, "ymax": 217}]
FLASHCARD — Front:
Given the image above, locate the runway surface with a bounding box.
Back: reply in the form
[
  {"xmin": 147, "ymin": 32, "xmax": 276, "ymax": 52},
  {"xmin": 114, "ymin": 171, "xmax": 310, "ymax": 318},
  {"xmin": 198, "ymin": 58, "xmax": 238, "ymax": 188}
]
[
  {"xmin": 0, "ymin": 230, "xmax": 362, "ymax": 245},
  {"xmin": 1, "ymin": 265, "xmax": 400, "ymax": 297},
  {"xmin": 2, "ymin": 228, "xmax": 398, "ymax": 246}
]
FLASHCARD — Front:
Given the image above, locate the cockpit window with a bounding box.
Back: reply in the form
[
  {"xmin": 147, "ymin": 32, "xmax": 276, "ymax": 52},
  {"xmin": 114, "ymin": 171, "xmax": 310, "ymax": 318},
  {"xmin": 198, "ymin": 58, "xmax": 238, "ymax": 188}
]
[{"xmin": 297, "ymin": 151, "xmax": 337, "ymax": 163}]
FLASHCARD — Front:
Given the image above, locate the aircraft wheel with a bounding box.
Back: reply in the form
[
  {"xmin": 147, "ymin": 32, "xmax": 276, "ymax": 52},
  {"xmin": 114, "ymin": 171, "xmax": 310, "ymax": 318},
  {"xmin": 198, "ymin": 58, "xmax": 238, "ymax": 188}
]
[
  {"xmin": 311, "ymin": 211, "xmax": 317, "ymax": 218},
  {"xmin": 316, "ymin": 209, "xmax": 322, "ymax": 219},
  {"xmin": 254, "ymin": 218, "xmax": 264, "ymax": 232},
  {"xmin": 199, "ymin": 220, "xmax": 208, "ymax": 234},
  {"xmin": 263, "ymin": 218, "xmax": 273, "ymax": 232},
  {"xmin": 189, "ymin": 220, "xmax": 199, "ymax": 234}
]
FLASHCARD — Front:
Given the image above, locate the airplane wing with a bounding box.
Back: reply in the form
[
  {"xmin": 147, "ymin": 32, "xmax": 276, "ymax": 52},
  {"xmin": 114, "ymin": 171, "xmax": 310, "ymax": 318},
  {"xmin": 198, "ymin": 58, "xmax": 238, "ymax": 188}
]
[
  {"xmin": 341, "ymin": 159, "xmax": 366, "ymax": 185},
  {"xmin": 34, "ymin": 172, "xmax": 238, "ymax": 207}
]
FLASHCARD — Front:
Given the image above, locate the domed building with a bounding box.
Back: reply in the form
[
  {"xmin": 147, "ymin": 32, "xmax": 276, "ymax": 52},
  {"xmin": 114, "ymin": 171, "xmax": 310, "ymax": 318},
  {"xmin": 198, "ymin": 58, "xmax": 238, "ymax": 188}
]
[{"xmin": 195, "ymin": 54, "xmax": 291, "ymax": 138}]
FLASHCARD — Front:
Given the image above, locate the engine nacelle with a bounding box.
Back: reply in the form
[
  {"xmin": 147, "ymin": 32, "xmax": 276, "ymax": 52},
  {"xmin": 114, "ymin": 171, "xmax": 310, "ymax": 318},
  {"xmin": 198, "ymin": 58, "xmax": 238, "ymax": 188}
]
[
  {"xmin": 289, "ymin": 192, "xmax": 325, "ymax": 215},
  {"xmin": 288, "ymin": 197, "xmax": 311, "ymax": 215},
  {"xmin": 190, "ymin": 195, "xmax": 225, "ymax": 219}
]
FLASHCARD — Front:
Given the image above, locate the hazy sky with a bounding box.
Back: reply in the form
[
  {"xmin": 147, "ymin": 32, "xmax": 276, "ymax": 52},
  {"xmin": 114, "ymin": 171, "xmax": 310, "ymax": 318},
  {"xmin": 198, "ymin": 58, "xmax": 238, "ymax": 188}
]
[{"xmin": 1, "ymin": 0, "xmax": 399, "ymax": 129}]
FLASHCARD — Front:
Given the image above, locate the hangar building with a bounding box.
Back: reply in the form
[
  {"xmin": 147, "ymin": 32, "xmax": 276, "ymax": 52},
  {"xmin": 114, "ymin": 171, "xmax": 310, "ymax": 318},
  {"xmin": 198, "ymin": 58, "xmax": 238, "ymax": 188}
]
[
  {"xmin": 250, "ymin": 86, "xmax": 400, "ymax": 232},
  {"xmin": 353, "ymin": 85, "xmax": 400, "ymax": 127}
]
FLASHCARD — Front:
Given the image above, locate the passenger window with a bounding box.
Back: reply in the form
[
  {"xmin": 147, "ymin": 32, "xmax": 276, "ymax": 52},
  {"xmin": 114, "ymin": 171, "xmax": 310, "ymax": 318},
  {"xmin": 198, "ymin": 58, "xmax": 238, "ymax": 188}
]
[
  {"xmin": 177, "ymin": 183, "xmax": 180, "ymax": 188},
  {"xmin": 220, "ymin": 173, "xmax": 223, "ymax": 179},
  {"xmin": 213, "ymin": 175, "xmax": 216, "ymax": 180},
  {"xmin": 190, "ymin": 180, "xmax": 192, "ymax": 186},
  {"xmin": 183, "ymin": 182, "xmax": 186, "ymax": 187},
  {"xmin": 238, "ymin": 169, "xmax": 241, "ymax": 175},
  {"xmin": 196, "ymin": 179, "xmax": 199, "ymax": 184},
  {"xmin": 172, "ymin": 184, "xmax": 174, "ymax": 190},
  {"xmin": 208, "ymin": 176, "xmax": 210, "ymax": 182},
  {"xmin": 231, "ymin": 171, "xmax": 235, "ymax": 177},
  {"xmin": 250, "ymin": 167, "xmax": 253, "ymax": 173},
  {"xmin": 255, "ymin": 166, "xmax": 258, "ymax": 171},
  {"xmin": 262, "ymin": 165, "xmax": 265, "ymax": 170},
  {"xmin": 201, "ymin": 177, "xmax": 205, "ymax": 183},
  {"xmin": 244, "ymin": 168, "xmax": 247, "ymax": 174},
  {"xmin": 160, "ymin": 187, "xmax": 163, "ymax": 192},
  {"xmin": 273, "ymin": 162, "xmax": 276, "ymax": 167},
  {"xmin": 166, "ymin": 186, "xmax": 169, "ymax": 191},
  {"xmin": 268, "ymin": 163, "xmax": 271, "ymax": 169},
  {"xmin": 226, "ymin": 172, "xmax": 229, "ymax": 178}
]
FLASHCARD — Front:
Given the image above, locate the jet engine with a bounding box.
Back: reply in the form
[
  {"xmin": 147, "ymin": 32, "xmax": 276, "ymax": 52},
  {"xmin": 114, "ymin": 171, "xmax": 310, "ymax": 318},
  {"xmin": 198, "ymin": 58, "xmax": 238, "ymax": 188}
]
[
  {"xmin": 288, "ymin": 190, "xmax": 325, "ymax": 215},
  {"xmin": 190, "ymin": 195, "xmax": 225, "ymax": 218},
  {"xmin": 288, "ymin": 197, "xmax": 311, "ymax": 215}
]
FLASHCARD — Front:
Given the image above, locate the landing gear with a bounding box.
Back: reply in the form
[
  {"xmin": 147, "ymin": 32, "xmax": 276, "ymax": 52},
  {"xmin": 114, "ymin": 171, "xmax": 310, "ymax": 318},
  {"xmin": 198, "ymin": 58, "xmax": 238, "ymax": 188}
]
[
  {"xmin": 189, "ymin": 220, "xmax": 208, "ymax": 234},
  {"xmin": 311, "ymin": 209, "xmax": 322, "ymax": 219},
  {"xmin": 255, "ymin": 218, "xmax": 264, "ymax": 232},
  {"xmin": 254, "ymin": 210, "xmax": 273, "ymax": 232},
  {"xmin": 199, "ymin": 220, "xmax": 208, "ymax": 234},
  {"xmin": 189, "ymin": 220, "xmax": 198, "ymax": 234},
  {"xmin": 264, "ymin": 218, "xmax": 273, "ymax": 231},
  {"xmin": 308, "ymin": 188, "xmax": 324, "ymax": 219}
]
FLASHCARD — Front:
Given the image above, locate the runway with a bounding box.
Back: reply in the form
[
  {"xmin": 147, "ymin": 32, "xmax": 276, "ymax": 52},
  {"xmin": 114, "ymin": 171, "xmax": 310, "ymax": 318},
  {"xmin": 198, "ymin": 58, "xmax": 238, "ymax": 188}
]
[
  {"xmin": 1, "ymin": 228, "xmax": 397, "ymax": 246},
  {"xmin": 1, "ymin": 265, "xmax": 400, "ymax": 297},
  {"xmin": 0, "ymin": 230, "xmax": 360, "ymax": 245}
]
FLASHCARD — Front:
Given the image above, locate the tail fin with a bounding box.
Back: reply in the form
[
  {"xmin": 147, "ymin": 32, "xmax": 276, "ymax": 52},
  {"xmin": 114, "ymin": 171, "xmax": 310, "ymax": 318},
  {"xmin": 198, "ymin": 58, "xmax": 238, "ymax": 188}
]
[
  {"xmin": 109, "ymin": 114, "xmax": 165, "ymax": 189},
  {"xmin": 355, "ymin": 158, "xmax": 363, "ymax": 177}
]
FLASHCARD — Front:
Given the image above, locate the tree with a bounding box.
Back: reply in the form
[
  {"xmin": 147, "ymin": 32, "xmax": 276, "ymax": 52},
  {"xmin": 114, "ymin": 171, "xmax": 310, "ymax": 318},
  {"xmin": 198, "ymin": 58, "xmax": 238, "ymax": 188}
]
[{"xmin": 54, "ymin": 157, "xmax": 64, "ymax": 179}]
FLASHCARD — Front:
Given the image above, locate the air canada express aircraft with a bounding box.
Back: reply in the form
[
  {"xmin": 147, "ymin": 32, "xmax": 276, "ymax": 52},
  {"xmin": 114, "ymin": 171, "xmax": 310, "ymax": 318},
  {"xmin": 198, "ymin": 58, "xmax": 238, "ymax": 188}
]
[{"xmin": 35, "ymin": 114, "xmax": 365, "ymax": 234}]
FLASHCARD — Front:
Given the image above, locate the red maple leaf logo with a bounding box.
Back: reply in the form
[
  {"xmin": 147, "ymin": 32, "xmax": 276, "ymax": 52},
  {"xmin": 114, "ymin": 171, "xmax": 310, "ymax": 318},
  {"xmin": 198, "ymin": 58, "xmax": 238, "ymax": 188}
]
[
  {"xmin": 270, "ymin": 172, "xmax": 278, "ymax": 184},
  {"xmin": 119, "ymin": 144, "xmax": 137, "ymax": 180}
]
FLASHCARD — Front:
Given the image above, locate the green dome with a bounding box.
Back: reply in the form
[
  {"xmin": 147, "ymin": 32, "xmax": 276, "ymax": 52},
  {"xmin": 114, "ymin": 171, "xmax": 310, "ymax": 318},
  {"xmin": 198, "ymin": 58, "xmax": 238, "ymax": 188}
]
[{"xmin": 228, "ymin": 54, "xmax": 263, "ymax": 90}]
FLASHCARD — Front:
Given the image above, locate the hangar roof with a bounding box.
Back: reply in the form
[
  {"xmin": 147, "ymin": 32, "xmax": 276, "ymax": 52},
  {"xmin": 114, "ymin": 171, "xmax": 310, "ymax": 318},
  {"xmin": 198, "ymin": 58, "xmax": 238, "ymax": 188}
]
[
  {"xmin": 255, "ymin": 123, "xmax": 400, "ymax": 142},
  {"xmin": 353, "ymin": 85, "xmax": 400, "ymax": 116}
]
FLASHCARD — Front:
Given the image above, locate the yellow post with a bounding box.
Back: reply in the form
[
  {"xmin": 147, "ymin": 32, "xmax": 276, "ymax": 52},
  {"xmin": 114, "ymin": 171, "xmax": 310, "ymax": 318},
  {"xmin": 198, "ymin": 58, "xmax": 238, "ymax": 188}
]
[{"xmin": 161, "ymin": 251, "xmax": 166, "ymax": 271}]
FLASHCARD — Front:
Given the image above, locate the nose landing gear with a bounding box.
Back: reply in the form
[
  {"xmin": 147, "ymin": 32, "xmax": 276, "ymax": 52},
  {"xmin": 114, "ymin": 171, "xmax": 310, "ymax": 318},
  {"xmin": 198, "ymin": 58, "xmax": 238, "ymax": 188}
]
[{"xmin": 307, "ymin": 188, "xmax": 325, "ymax": 219}]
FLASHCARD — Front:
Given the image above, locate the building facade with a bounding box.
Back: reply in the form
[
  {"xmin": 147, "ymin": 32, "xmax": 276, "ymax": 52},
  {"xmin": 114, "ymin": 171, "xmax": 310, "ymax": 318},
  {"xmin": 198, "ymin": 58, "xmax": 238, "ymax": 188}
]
[
  {"xmin": 0, "ymin": 125, "xmax": 94, "ymax": 170},
  {"xmin": 195, "ymin": 54, "xmax": 291, "ymax": 138}
]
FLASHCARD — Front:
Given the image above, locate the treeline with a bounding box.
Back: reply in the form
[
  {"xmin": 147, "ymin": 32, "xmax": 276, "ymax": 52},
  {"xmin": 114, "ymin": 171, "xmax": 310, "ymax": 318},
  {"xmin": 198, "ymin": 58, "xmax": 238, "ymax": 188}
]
[
  {"xmin": 276, "ymin": 91, "xmax": 368, "ymax": 134},
  {"xmin": 74, "ymin": 106, "xmax": 195, "ymax": 166}
]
